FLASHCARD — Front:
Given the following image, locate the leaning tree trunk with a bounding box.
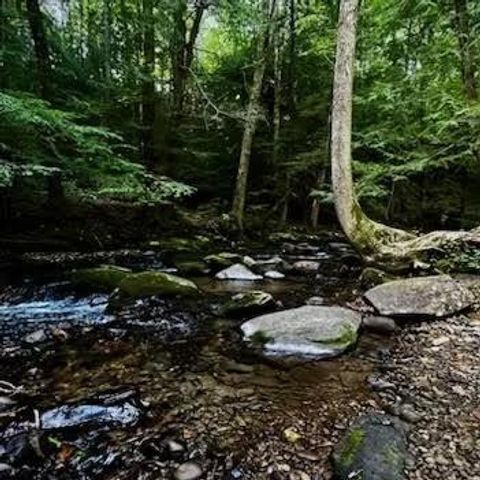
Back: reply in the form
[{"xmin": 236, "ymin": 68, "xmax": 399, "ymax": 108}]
[
  {"xmin": 331, "ymin": 0, "xmax": 480, "ymax": 271},
  {"xmin": 231, "ymin": 0, "xmax": 273, "ymax": 231}
]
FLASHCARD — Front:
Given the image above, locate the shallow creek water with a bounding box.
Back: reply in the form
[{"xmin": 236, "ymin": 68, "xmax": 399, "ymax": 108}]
[{"xmin": 0, "ymin": 237, "xmax": 391, "ymax": 479}]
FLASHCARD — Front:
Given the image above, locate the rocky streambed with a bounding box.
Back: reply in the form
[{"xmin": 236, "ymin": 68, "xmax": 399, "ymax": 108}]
[{"xmin": 0, "ymin": 232, "xmax": 479, "ymax": 479}]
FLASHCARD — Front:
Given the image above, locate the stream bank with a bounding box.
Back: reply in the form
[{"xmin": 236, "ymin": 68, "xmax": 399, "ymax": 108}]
[{"xmin": 0, "ymin": 231, "xmax": 478, "ymax": 479}]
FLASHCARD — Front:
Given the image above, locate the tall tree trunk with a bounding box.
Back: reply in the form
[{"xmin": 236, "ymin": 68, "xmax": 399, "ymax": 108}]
[
  {"xmin": 272, "ymin": 0, "xmax": 282, "ymax": 167},
  {"xmin": 453, "ymin": 0, "xmax": 478, "ymax": 101},
  {"xmin": 172, "ymin": 0, "xmax": 206, "ymax": 114},
  {"xmin": 26, "ymin": 0, "xmax": 51, "ymax": 97},
  {"xmin": 231, "ymin": 0, "xmax": 273, "ymax": 231},
  {"xmin": 331, "ymin": 0, "xmax": 413, "ymax": 253},
  {"xmin": 102, "ymin": 0, "xmax": 112, "ymax": 92},
  {"xmin": 141, "ymin": 0, "xmax": 156, "ymax": 166},
  {"xmin": 171, "ymin": 0, "xmax": 187, "ymax": 113}
]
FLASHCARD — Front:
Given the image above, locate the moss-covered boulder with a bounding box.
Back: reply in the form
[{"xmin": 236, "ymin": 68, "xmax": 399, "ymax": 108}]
[
  {"xmin": 219, "ymin": 291, "xmax": 275, "ymax": 317},
  {"xmin": 204, "ymin": 252, "xmax": 242, "ymax": 270},
  {"xmin": 72, "ymin": 265, "xmax": 131, "ymax": 291},
  {"xmin": 332, "ymin": 414, "xmax": 407, "ymax": 480},
  {"xmin": 118, "ymin": 271, "xmax": 199, "ymax": 298}
]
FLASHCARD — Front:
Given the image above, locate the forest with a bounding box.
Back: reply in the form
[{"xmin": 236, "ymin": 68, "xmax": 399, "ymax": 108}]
[{"xmin": 0, "ymin": 0, "xmax": 479, "ymax": 479}]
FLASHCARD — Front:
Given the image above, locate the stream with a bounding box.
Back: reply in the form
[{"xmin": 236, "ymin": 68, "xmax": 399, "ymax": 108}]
[{"xmin": 0, "ymin": 233, "xmax": 392, "ymax": 479}]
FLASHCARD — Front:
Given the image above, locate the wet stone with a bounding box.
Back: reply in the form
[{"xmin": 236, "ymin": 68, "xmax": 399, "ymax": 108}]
[
  {"xmin": 332, "ymin": 414, "xmax": 407, "ymax": 480},
  {"xmin": 215, "ymin": 264, "xmax": 262, "ymax": 281},
  {"xmin": 174, "ymin": 462, "xmax": 203, "ymax": 480},
  {"xmin": 241, "ymin": 306, "xmax": 361, "ymax": 358},
  {"xmin": 40, "ymin": 401, "xmax": 141, "ymax": 430}
]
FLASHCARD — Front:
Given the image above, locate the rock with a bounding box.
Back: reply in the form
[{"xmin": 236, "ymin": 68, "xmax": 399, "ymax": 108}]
[
  {"xmin": 431, "ymin": 335, "xmax": 450, "ymax": 347},
  {"xmin": 219, "ymin": 291, "xmax": 274, "ymax": 317},
  {"xmin": 215, "ymin": 264, "xmax": 263, "ymax": 281},
  {"xmin": 283, "ymin": 427, "xmax": 302, "ymax": 443},
  {"xmin": 0, "ymin": 433, "xmax": 33, "ymax": 466},
  {"xmin": 364, "ymin": 275, "xmax": 475, "ymax": 318},
  {"xmin": 40, "ymin": 401, "xmax": 141, "ymax": 430},
  {"xmin": 264, "ymin": 270, "xmax": 285, "ymax": 279},
  {"xmin": 174, "ymin": 462, "xmax": 203, "ymax": 480},
  {"xmin": 332, "ymin": 414, "xmax": 407, "ymax": 480},
  {"xmin": 367, "ymin": 375, "xmax": 395, "ymax": 392},
  {"xmin": 118, "ymin": 271, "xmax": 199, "ymax": 298},
  {"xmin": 166, "ymin": 439, "xmax": 185, "ymax": 456},
  {"xmin": 72, "ymin": 265, "xmax": 131, "ymax": 291},
  {"xmin": 204, "ymin": 253, "xmax": 241, "ymax": 270},
  {"xmin": 398, "ymin": 404, "xmax": 422, "ymax": 424},
  {"xmin": 174, "ymin": 261, "xmax": 209, "ymax": 275},
  {"xmin": 360, "ymin": 267, "xmax": 395, "ymax": 287},
  {"xmin": 222, "ymin": 359, "xmax": 254, "ymax": 374},
  {"xmin": 242, "ymin": 256, "xmax": 257, "ymax": 268},
  {"xmin": 362, "ymin": 315, "xmax": 398, "ymax": 334},
  {"xmin": 306, "ymin": 296, "xmax": 325, "ymax": 306},
  {"xmin": 241, "ymin": 306, "xmax": 361, "ymax": 358},
  {"xmin": 23, "ymin": 329, "xmax": 47, "ymax": 344},
  {"xmin": 292, "ymin": 261, "xmax": 320, "ymax": 274}
]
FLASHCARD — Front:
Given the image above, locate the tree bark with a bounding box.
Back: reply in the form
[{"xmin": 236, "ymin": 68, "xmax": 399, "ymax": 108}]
[
  {"xmin": 141, "ymin": 0, "xmax": 156, "ymax": 166},
  {"xmin": 26, "ymin": 0, "xmax": 51, "ymax": 98},
  {"xmin": 272, "ymin": 0, "xmax": 282, "ymax": 167},
  {"xmin": 331, "ymin": 0, "xmax": 414, "ymax": 254},
  {"xmin": 453, "ymin": 0, "xmax": 478, "ymax": 101},
  {"xmin": 231, "ymin": 0, "xmax": 273, "ymax": 231}
]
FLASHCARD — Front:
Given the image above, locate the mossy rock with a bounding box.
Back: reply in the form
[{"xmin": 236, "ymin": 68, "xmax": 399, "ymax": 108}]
[
  {"xmin": 71, "ymin": 265, "xmax": 131, "ymax": 291},
  {"xmin": 118, "ymin": 271, "xmax": 199, "ymax": 298},
  {"xmin": 174, "ymin": 260, "xmax": 209, "ymax": 275},
  {"xmin": 332, "ymin": 414, "xmax": 407, "ymax": 480},
  {"xmin": 204, "ymin": 252, "xmax": 242, "ymax": 270},
  {"xmin": 219, "ymin": 291, "xmax": 274, "ymax": 317},
  {"xmin": 360, "ymin": 267, "xmax": 396, "ymax": 288}
]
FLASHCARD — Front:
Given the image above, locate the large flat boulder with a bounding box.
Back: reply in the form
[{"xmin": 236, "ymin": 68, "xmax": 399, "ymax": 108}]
[
  {"xmin": 364, "ymin": 275, "xmax": 475, "ymax": 318},
  {"xmin": 241, "ymin": 306, "xmax": 361, "ymax": 358},
  {"xmin": 332, "ymin": 414, "xmax": 407, "ymax": 480}
]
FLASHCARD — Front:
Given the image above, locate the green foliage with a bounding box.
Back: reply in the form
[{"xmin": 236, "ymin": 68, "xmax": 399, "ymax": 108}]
[{"xmin": 0, "ymin": 91, "xmax": 194, "ymax": 202}]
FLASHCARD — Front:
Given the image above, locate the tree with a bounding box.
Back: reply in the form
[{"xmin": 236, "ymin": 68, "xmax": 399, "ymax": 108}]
[
  {"xmin": 26, "ymin": 0, "xmax": 51, "ymax": 97},
  {"xmin": 141, "ymin": 0, "xmax": 156, "ymax": 166},
  {"xmin": 331, "ymin": 0, "xmax": 480, "ymax": 270},
  {"xmin": 453, "ymin": 0, "xmax": 478, "ymax": 101},
  {"xmin": 231, "ymin": 0, "xmax": 275, "ymax": 231}
]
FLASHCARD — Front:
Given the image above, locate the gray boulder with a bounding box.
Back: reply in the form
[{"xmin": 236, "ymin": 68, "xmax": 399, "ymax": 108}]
[
  {"xmin": 332, "ymin": 414, "xmax": 407, "ymax": 480},
  {"xmin": 215, "ymin": 264, "xmax": 263, "ymax": 281},
  {"xmin": 241, "ymin": 306, "xmax": 361, "ymax": 358},
  {"xmin": 362, "ymin": 315, "xmax": 398, "ymax": 335},
  {"xmin": 365, "ymin": 275, "xmax": 474, "ymax": 318}
]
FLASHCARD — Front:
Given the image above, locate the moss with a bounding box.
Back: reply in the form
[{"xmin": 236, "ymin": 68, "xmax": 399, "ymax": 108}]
[
  {"xmin": 249, "ymin": 330, "xmax": 272, "ymax": 345},
  {"xmin": 118, "ymin": 271, "xmax": 199, "ymax": 298},
  {"xmin": 72, "ymin": 265, "xmax": 131, "ymax": 291},
  {"xmin": 338, "ymin": 427, "xmax": 366, "ymax": 468},
  {"xmin": 322, "ymin": 325, "xmax": 357, "ymax": 348}
]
